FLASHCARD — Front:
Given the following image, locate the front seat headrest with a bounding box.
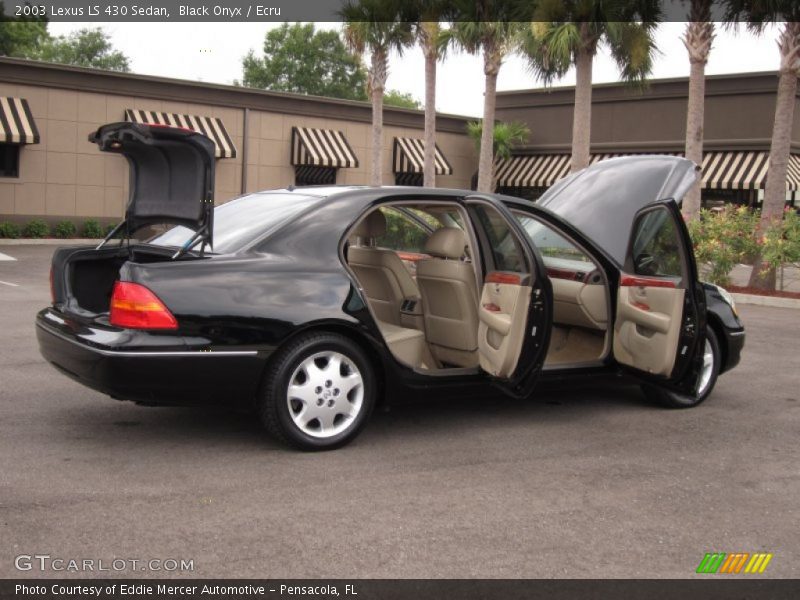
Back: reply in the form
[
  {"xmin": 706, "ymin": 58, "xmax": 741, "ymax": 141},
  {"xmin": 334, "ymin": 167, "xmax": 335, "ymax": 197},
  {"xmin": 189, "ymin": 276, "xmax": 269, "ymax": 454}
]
[
  {"xmin": 424, "ymin": 227, "xmax": 466, "ymax": 259},
  {"xmin": 354, "ymin": 210, "xmax": 387, "ymax": 238}
]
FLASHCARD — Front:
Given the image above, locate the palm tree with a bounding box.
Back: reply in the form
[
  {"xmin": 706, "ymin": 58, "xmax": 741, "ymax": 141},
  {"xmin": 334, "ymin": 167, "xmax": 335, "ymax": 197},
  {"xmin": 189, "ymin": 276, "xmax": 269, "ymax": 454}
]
[
  {"xmin": 407, "ymin": 1, "xmax": 451, "ymax": 188},
  {"xmin": 521, "ymin": 2, "xmax": 660, "ymax": 173},
  {"xmin": 681, "ymin": 1, "xmax": 716, "ymax": 219},
  {"xmin": 342, "ymin": 1, "xmax": 414, "ymax": 186},
  {"xmin": 466, "ymin": 120, "xmax": 530, "ymax": 190},
  {"xmin": 727, "ymin": 1, "xmax": 800, "ymax": 289},
  {"xmin": 466, "ymin": 120, "xmax": 530, "ymax": 159},
  {"xmin": 447, "ymin": 21, "xmax": 524, "ymax": 192}
]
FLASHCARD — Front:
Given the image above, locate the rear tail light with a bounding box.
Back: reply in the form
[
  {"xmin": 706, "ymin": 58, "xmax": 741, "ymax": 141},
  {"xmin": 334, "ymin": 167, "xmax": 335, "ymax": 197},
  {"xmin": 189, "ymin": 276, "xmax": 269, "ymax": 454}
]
[
  {"xmin": 110, "ymin": 281, "xmax": 178, "ymax": 330},
  {"xmin": 49, "ymin": 266, "xmax": 55, "ymax": 304}
]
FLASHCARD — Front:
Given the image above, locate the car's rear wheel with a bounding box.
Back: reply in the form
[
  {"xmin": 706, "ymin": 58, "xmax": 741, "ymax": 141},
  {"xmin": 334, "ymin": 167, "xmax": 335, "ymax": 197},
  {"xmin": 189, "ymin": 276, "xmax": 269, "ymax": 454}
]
[
  {"xmin": 259, "ymin": 332, "xmax": 375, "ymax": 450},
  {"xmin": 642, "ymin": 327, "xmax": 721, "ymax": 408}
]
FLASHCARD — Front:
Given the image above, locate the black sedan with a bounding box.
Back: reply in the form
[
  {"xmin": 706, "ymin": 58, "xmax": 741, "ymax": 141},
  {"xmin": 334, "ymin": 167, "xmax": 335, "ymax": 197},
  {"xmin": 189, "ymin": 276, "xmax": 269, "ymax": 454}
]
[{"xmin": 36, "ymin": 123, "xmax": 744, "ymax": 450}]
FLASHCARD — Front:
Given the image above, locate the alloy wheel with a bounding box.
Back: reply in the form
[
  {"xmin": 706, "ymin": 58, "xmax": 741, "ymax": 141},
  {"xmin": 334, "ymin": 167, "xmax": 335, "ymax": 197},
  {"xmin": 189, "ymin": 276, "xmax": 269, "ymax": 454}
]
[
  {"xmin": 696, "ymin": 338, "xmax": 715, "ymax": 397},
  {"xmin": 286, "ymin": 351, "xmax": 364, "ymax": 438}
]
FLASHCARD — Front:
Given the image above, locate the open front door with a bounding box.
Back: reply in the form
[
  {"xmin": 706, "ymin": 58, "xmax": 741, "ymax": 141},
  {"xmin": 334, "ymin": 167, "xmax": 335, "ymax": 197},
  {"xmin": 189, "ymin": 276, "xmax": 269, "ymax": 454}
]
[
  {"xmin": 614, "ymin": 201, "xmax": 706, "ymax": 394},
  {"xmin": 465, "ymin": 196, "xmax": 552, "ymax": 398}
]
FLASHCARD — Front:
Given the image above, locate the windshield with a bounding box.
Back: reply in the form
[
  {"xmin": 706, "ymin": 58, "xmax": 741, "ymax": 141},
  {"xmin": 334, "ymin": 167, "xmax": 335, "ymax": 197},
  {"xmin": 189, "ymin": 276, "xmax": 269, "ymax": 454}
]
[{"xmin": 150, "ymin": 192, "xmax": 323, "ymax": 253}]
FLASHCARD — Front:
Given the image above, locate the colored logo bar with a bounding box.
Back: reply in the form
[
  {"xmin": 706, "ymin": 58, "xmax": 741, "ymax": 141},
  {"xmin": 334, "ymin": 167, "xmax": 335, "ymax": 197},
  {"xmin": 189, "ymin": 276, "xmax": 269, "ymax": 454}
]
[{"xmin": 696, "ymin": 552, "xmax": 773, "ymax": 574}]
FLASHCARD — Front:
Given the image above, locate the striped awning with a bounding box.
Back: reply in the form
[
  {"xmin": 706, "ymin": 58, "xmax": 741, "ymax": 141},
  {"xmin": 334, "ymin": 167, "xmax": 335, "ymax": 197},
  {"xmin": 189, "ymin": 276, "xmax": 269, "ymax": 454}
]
[
  {"xmin": 291, "ymin": 127, "xmax": 358, "ymax": 168},
  {"xmin": 700, "ymin": 151, "xmax": 770, "ymax": 190},
  {"xmin": 494, "ymin": 154, "xmax": 571, "ymax": 188},
  {"xmin": 125, "ymin": 109, "xmax": 236, "ymax": 158},
  {"xmin": 589, "ymin": 152, "xmax": 680, "ymax": 164},
  {"xmin": 0, "ymin": 97, "xmax": 39, "ymax": 144},
  {"xmin": 785, "ymin": 155, "xmax": 800, "ymax": 190},
  {"xmin": 499, "ymin": 151, "xmax": 800, "ymax": 191},
  {"xmin": 592, "ymin": 151, "xmax": 799, "ymax": 190},
  {"xmin": 393, "ymin": 137, "xmax": 453, "ymax": 175}
]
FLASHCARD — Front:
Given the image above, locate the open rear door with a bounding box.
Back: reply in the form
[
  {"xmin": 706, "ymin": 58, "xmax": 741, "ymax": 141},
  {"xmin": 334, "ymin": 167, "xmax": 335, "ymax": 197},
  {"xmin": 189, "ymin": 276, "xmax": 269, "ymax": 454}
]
[
  {"xmin": 465, "ymin": 196, "xmax": 552, "ymax": 398},
  {"xmin": 614, "ymin": 200, "xmax": 706, "ymax": 394}
]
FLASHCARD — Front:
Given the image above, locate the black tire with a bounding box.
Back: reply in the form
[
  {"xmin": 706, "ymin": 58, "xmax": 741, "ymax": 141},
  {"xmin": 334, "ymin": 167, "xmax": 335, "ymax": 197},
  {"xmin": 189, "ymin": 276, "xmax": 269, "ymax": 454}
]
[
  {"xmin": 642, "ymin": 327, "xmax": 721, "ymax": 409},
  {"xmin": 259, "ymin": 332, "xmax": 376, "ymax": 450}
]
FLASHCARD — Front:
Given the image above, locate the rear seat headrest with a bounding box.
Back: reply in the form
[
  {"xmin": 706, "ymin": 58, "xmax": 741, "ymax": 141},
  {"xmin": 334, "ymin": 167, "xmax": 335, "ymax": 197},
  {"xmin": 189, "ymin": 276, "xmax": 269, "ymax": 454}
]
[
  {"xmin": 354, "ymin": 211, "xmax": 387, "ymax": 238},
  {"xmin": 424, "ymin": 227, "xmax": 466, "ymax": 259}
]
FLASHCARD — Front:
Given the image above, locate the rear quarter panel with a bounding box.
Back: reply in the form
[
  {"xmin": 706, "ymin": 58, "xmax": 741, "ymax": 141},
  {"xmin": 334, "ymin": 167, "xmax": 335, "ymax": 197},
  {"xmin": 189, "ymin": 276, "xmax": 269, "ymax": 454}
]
[{"xmin": 122, "ymin": 255, "xmax": 365, "ymax": 352}]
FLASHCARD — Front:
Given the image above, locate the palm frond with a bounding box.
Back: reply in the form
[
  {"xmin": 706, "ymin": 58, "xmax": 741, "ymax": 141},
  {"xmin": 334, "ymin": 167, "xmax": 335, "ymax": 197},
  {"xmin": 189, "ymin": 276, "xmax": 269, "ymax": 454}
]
[
  {"xmin": 606, "ymin": 20, "xmax": 659, "ymax": 87},
  {"xmin": 466, "ymin": 120, "xmax": 530, "ymax": 159},
  {"xmin": 520, "ymin": 22, "xmax": 578, "ymax": 84},
  {"xmin": 340, "ymin": 0, "xmax": 414, "ymax": 55}
]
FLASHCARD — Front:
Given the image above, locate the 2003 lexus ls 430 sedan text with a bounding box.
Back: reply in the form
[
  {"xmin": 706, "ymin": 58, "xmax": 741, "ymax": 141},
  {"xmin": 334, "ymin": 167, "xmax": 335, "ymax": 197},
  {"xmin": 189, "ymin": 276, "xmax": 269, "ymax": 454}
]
[{"xmin": 36, "ymin": 123, "xmax": 745, "ymax": 450}]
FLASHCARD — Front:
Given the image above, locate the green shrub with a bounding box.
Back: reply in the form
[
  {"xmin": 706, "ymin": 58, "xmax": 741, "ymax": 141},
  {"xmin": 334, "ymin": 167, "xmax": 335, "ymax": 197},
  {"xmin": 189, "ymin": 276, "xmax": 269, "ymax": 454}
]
[
  {"xmin": 761, "ymin": 208, "xmax": 800, "ymax": 272},
  {"xmin": 687, "ymin": 206, "xmax": 760, "ymax": 286},
  {"xmin": 22, "ymin": 219, "xmax": 50, "ymax": 238},
  {"xmin": 54, "ymin": 220, "xmax": 77, "ymax": 239},
  {"xmin": 0, "ymin": 221, "xmax": 21, "ymax": 239},
  {"xmin": 105, "ymin": 223, "xmax": 122, "ymax": 238},
  {"xmin": 377, "ymin": 208, "xmax": 428, "ymax": 252},
  {"xmin": 82, "ymin": 219, "xmax": 104, "ymax": 238}
]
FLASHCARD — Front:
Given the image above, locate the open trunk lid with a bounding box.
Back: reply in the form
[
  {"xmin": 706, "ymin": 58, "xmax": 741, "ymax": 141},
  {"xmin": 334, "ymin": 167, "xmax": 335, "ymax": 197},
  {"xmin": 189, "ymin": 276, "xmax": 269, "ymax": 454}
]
[
  {"xmin": 536, "ymin": 156, "xmax": 699, "ymax": 266},
  {"xmin": 90, "ymin": 122, "xmax": 216, "ymax": 251}
]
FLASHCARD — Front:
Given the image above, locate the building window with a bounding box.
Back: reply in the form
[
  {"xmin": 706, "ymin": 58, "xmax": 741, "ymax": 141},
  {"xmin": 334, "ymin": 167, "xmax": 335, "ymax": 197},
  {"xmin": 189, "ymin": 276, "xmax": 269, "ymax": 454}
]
[
  {"xmin": 701, "ymin": 188, "xmax": 756, "ymax": 210},
  {"xmin": 0, "ymin": 144, "xmax": 20, "ymax": 178},
  {"xmin": 496, "ymin": 185, "xmax": 548, "ymax": 201},
  {"xmin": 294, "ymin": 166, "xmax": 336, "ymax": 186},
  {"xmin": 394, "ymin": 172, "xmax": 423, "ymax": 186}
]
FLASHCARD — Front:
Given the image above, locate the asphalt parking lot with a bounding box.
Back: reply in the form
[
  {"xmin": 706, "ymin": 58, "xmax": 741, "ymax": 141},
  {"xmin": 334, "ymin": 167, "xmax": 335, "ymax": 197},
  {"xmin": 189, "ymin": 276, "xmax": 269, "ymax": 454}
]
[{"xmin": 1, "ymin": 244, "xmax": 798, "ymax": 579}]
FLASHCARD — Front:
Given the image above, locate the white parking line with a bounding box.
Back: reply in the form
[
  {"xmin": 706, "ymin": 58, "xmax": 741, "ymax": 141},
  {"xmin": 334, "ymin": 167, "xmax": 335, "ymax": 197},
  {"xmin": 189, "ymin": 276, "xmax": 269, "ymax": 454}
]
[
  {"xmin": 0, "ymin": 280, "xmax": 20, "ymax": 287},
  {"xmin": 0, "ymin": 252, "xmax": 17, "ymax": 261}
]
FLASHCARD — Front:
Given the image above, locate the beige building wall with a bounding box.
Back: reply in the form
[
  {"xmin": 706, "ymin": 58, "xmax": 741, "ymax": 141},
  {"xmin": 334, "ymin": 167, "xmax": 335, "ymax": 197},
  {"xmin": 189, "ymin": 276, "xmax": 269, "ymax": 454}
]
[
  {"xmin": 0, "ymin": 82, "xmax": 247, "ymax": 223},
  {"xmin": 0, "ymin": 60, "xmax": 477, "ymax": 225},
  {"xmin": 244, "ymin": 110, "xmax": 476, "ymax": 193}
]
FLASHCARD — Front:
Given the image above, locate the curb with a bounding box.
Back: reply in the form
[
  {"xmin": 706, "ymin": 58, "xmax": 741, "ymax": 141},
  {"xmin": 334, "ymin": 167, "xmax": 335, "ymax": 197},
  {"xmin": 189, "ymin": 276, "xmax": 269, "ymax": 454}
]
[
  {"xmin": 731, "ymin": 293, "xmax": 800, "ymax": 310},
  {"xmin": 0, "ymin": 239, "xmax": 104, "ymax": 246}
]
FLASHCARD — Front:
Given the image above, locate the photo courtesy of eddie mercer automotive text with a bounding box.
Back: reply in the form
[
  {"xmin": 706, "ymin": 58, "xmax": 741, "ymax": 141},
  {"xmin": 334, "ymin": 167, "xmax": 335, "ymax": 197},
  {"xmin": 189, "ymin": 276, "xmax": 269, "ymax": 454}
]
[
  {"xmin": 36, "ymin": 122, "xmax": 745, "ymax": 451},
  {"xmin": 14, "ymin": 583, "xmax": 358, "ymax": 596}
]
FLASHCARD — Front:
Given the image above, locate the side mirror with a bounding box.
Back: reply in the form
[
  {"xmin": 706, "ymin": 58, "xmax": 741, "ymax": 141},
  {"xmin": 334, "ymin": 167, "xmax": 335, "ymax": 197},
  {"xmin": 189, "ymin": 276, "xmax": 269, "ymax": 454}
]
[{"xmin": 634, "ymin": 253, "xmax": 656, "ymax": 275}]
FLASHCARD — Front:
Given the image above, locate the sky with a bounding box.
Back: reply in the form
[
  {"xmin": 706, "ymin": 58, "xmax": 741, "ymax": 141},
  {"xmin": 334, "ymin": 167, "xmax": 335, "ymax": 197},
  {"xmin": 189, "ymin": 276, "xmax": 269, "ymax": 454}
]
[{"xmin": 49, "ymin": 21, "xmax": 780, "ymax": 118}]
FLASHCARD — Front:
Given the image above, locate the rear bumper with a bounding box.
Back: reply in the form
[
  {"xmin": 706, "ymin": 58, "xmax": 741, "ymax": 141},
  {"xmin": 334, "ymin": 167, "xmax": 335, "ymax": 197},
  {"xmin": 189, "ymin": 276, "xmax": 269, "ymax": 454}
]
[{"xmin": 36, "ymin": 308, "xmax": 266, "ymax": 406}]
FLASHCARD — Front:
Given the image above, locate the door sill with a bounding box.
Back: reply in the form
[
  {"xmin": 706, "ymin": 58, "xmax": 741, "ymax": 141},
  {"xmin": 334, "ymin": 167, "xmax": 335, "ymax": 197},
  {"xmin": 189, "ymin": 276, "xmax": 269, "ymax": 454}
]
[
  {"xmin": 411, "ymin": 366, "xmax": 480, "ymax": 377},
  {"xmin": 543, "ymin": 360, "xmax": 605, "ymax": 372}
]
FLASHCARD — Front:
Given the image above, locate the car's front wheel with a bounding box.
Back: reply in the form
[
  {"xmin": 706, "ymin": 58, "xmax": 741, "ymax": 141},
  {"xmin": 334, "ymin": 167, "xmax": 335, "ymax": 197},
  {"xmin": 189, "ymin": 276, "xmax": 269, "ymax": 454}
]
[
  {"xmin": 259, "ymin": 332, "xmax": 376, "ymax": 450},
  {"xmin": 642, "ymin": 327, "xmax": 721, "ymax": 408}
]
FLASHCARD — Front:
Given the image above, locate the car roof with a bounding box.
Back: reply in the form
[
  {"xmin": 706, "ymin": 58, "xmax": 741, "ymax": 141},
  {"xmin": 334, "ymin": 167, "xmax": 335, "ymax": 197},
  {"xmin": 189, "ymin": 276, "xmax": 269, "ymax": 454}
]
[{"xmin": 262, "ymin": 184, "xmax": 478, "ymax": 200}]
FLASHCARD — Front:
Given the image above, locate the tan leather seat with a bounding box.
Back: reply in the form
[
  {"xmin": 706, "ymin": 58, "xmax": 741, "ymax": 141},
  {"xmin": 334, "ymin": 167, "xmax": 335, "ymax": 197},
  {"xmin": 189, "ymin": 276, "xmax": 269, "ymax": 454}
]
[
  {"xmin": 349, "ymin": 211, "xmax": 420, "ymax": 326},
  {"xmin": 416, "ymin": 227, "xmax": 479, "ymax": 368},
  {"xmin": 376, "ymin": 320, "xmax": 426, "ymax": 368}
]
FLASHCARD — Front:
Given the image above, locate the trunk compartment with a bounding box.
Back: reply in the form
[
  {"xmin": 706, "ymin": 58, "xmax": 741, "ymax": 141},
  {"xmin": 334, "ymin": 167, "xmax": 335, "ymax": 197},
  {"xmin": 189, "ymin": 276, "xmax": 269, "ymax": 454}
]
[{"xmin": 52, "ymin": 244, "xmax": 199, "ymax": 318}]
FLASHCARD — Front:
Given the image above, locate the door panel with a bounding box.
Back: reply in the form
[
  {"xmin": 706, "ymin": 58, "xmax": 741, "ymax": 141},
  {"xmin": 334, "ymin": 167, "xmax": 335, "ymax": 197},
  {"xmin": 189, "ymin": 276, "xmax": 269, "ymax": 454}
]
[
  {"xmin": 465, "ymin": 196, "xmax": 552, "ymax": 397},
  {"xmin": 614, "ymin": 202, "xmax": 704, "ymax": 389},
  {"xmin": 615, "ymin": 279, "xmax": 684, "ymax": 376},
  {"xmin": 478, "ymin": 272, "xmax": 532, "ymax": 378}
]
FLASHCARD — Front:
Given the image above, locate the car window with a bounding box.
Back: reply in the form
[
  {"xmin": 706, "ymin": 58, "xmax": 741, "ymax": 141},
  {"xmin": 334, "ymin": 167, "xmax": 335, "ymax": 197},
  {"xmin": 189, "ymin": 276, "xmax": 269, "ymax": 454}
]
[
  {"xmin": 631, "ymin": 207, "xmax": 684, "ymax": 280},
  {"xmin": 375, "ymin": 207, "xmax": 436, "ymax": 254},
  {"xmin": 150, "ymin": 192, "xmax": 322, "ymax": 254},
  {"xmin": 515, "ymin": 214, "xmax": 592, "ymax": 264},
  {"xmin": 472, "ymin": 205, "xmax": 527, "ymax": 273}
]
